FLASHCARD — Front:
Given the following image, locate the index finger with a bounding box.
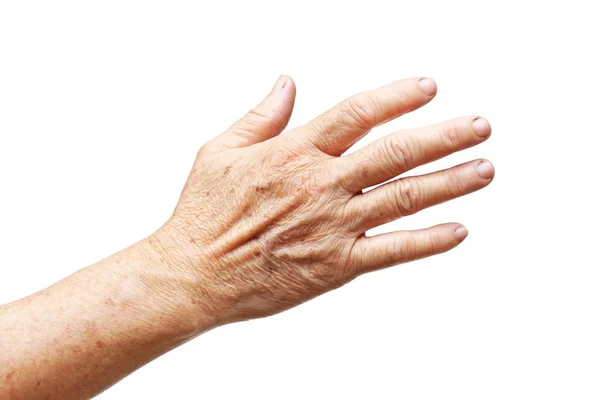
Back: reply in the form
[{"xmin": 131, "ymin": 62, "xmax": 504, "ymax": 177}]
[{"xmin": 297, "ymin": 77, "xmax": 438, "ymax": 156}]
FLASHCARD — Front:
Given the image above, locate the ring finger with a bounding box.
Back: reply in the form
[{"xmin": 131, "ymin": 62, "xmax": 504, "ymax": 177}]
[{"xmin": 345, "ymin": 159, "xmax": 495, "ymax": 232}]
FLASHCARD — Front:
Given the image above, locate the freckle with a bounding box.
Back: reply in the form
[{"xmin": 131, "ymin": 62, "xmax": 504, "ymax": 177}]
[
  {"xmin": 104, "ymin": 298, "xmax": 114, "ymax": 306},
  {"xmin": 361, "ymin": 165, "xmax": 369, "ymax": 178},
  {"xmin": 255, "ymin": 185, "xmax": 268, "ymax": 194},
  {"xmin": 84, "ymin": 320, "xmax": 97, "ymax": 335},
  {"xmin": 223, "ymin": 166, "xmax": 231, "ymax": 176},
  {"xmin": 6, "ymin": 371, "xmax": 14, "ymax": 381},
  {"xmin": 36, "ymin": 380, "xmax": 41, "ymax": 387},
  {"xmin": 190, "ymin": 238, "xmax": 196, "ymax": 244}
]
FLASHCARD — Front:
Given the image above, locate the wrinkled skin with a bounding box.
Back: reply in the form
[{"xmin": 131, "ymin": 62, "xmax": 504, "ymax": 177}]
[
  {"xmin": 150, "ymin": 76, "xmax": 494, "ymax": 325},
  {"xmin": 0, "ymin": 76, "xmax": 495, "ymax": 400}
]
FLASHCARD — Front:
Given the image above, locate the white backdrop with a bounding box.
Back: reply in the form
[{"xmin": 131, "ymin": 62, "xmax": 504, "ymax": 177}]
[{"xmin": 1, "ymin": 1, "xmax": 599, "ymax": 399}]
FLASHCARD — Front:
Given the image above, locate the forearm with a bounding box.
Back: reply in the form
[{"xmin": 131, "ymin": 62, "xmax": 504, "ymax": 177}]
[{"xmin": 0, "ymin": 238, "xmax": 214, "ymax": 399}]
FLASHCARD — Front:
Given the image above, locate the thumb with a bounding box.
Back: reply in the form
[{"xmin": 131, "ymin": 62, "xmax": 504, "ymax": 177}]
[{"xmin": 215, "ymin": 75, "xmax": 296, "ymax": 148}]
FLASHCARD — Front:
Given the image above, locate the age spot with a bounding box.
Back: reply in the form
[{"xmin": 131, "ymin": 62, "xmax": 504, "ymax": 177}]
[{"xmin": 254, "ymin": 183, "xmax": 270, "ymax": 194}]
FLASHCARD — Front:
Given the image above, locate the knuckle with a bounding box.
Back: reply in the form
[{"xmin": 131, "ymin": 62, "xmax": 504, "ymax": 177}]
[
  {"xmin": 304, "ymin": 269, "xmax": 337, "ymax": 292},
  {"xmin": 198, "ymin": 142, "xmax": 213, "ymax": 155},
  {"xmin": 316, "ymin": 255, "xmax": 351, "ymax": 288},
  {"xmin": 248, "ymin": 107, "xmax": 284, "ymax": 130},
  {"xmin": 340, "ymin": 96, "xmax": 377, "ymax": 130},
  {"xmin": 427, "ymin": 231, "xmax": 442, "ymax": 256},
  {"xmin": 438, "ymin": 122, "xmax": 463, "ymax": 152},
  {"xmin": 198, "ymin": 140, "xmax": 220, "ymax": 156},
  {"xmin": 397, "ymin": 235, "xmax": 417, "ymax": 263},
  {"xmin": 391, "ymin": 86, "xmax": 413, "ymax": 111},
  {"xmin": 308, "ymin": 117, "xmax": 329, "ymax": 137},
  {"xmin": 381, "ymin": 135, "xmax": 414, "ymax": 174},
  {"xmin": 306, "ymin": 117, "xmax": 337, "ymax": 151},
  {"xmin": 445, "ymin": 168, "xmax": 466, "ymax": 196},
  {"xmin": 268, "ymin": 142, "xmax": 306, "ymax": 168},
  {"xmin": 265, "ymin": 144, "xmax": 334, "ymax": 201},
  {"xmin": 330, "ymin": 160, "xmax": 362, "ymax": 195},
  {"xmin": 387, "ymin": 239, "xmax": 401, "ymax": 264},
  {"xmin": 345, "ymin": 240, "xmax": 364, "ymax": 275},
  {"xmin": 247, "ymin": 107, "xmax": 273, "ymax": 123},
  {"xmin": 298, "ymin": 170, "xmax": 329, "ymax": 198},
  {"xmin": 343, "ymin": 202, "xmax": 366, "ymax": 231},
  {"xmin": 277, "ymin": 164, "xmax": 332, "ymax": 204},
  {"xmin": 391, "ymin": 179, "xmax": 421, "ymax": 216},
  {"xmin": 277, "ymin": 128, "xmax": 320, "ymax": 154}
]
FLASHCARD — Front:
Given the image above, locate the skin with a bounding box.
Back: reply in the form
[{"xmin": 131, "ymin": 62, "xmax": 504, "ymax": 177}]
[{"xmin": 0, "ymin": 76, "xmax": 494, "ymax": 399}]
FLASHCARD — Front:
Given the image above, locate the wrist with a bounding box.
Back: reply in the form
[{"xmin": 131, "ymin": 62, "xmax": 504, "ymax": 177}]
[{"xmin": 132, "ymin": 229, "xmax": 222, "ymax": 335}]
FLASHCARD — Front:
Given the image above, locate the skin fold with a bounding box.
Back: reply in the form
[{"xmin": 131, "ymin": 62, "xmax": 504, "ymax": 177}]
[{"xmin": 0, "ymin": 76, "xmax": 494, "ymax": 399}]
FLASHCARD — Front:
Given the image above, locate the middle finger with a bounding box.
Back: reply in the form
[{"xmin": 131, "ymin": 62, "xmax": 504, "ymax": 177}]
[{"xmin": 335, "ymin": 116, "xmax": 491, "ymax": 193}]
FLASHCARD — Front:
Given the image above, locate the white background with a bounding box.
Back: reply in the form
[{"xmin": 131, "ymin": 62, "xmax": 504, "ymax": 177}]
[{"xmin": 1, "ymin": 1, "xmax": 599, "ymax": 399}]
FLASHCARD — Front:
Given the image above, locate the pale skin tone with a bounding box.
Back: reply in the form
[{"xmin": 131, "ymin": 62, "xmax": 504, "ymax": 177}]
[{"xmin": 0, "ymin": 76, "xmax": 494, "ymax": 399}]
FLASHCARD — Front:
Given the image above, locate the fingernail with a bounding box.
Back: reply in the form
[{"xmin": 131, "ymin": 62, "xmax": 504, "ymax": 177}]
[
  {"xmin": 454, "ymin": 226, "xmax": 469, "ymax": 242},
  {"xmin": 472, "ymin": 117, "xmax": 491, "ymax": 138},
  {"xmin": 476, "ymin": 160, "xmax": 495, "ymax": 179},
  {"xmin": 418, "ymin": 78, "xmax": 437, "ymax": 96},
  {"xmin": 272, "ymin": 75, "xmax": 288, "ymax": 93}
]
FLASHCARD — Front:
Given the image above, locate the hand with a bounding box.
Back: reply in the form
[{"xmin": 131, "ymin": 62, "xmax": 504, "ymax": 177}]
[{"xmin": 150, "ymin": 76, "xmax": 494, "ymax": 326}]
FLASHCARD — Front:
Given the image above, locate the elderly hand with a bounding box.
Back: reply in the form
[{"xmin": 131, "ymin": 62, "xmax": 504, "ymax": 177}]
[
  {"xmin": 150, "ymin": 76, "xmax": 494, "ymax": 326},
  {"xmin": 0, "ymin": 76, "xmax": 494, "ymax": 398}
]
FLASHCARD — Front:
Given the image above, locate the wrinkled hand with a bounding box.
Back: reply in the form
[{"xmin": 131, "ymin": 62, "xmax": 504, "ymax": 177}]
[{"xmin": 150, "ymin": 76, "xmax": 494, "ymax": 325}]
